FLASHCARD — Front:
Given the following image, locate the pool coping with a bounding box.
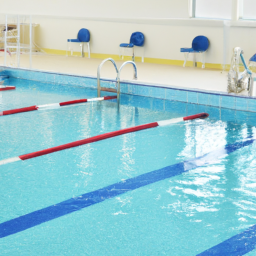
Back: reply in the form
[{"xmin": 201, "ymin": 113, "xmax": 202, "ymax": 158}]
[{"xmin": 1, "ymin": 66, "xmax": 256, "ymax": 113}]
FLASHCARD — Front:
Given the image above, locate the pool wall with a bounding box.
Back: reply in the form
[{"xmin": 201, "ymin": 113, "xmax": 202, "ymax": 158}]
[{"xmin": 3, "ymin": 67, "xmax": 256, "ymax": 113}]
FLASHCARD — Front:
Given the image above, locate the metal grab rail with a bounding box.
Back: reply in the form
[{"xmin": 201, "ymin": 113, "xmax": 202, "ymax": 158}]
[
  {"xmin": 97, "ymin": 58, "xmax": 118, "ymax": 97},
  {"xmin": 97, "ymin": 59, "xmax": 137, "ymax": 102},
  {"xmin": 117, "ymin": 61, "xmax": 137, "ymax": 101}
]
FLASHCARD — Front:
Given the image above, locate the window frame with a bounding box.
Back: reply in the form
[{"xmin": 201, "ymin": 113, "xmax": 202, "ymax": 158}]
[
  {"xmin": 241, "ymin": 0, "xmax": 256, "ymax": 20},
  {"xmin": 189, "ymin": 0, "xmax": 244, "ymax": 21}
]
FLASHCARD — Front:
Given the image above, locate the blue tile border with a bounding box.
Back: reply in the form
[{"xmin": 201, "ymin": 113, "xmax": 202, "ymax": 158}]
[
  {"xmin": 150, "ymin": 86, "xmax": 165, "ymax": 99},
  {"xmin": 248, "ymin": 98, "xmax": 256, "ymax": 112},
  {"xmin": 165, "ymin": 88, "xmax": 177, "ymax": 101},
  {"xmin": 198, "ymin": 92, "xmax": 209, "ymax": 105},
  {"xmin": 235, "ymin": 97, "xmax": 248, "ymax": 111},
  {"xmin": 175, "ymin": 90, "xmax": 187, "ymax": 102},
  {"xmin": 187, "ymin": 91, "xmax": 198, "ymax": 104},
  {"xmin": 208, "ymin": 94, "xmax": 220, "ymax": 108},
  {"xmin": 221, "ymin": 95, "xmax": 236, "ymax": 109},
  {"xmin": 3, "ymin": 66, "xmax": 256, "ymax": 113}
]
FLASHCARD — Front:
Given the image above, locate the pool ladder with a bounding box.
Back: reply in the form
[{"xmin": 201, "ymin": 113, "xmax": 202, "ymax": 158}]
[{"xmin": 97, "ymin": 58, "xmax": 137, "ymax": 103}]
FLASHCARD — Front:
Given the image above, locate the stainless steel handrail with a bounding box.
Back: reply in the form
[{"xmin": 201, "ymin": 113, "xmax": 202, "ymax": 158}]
[
  {"xmin": 97, "ymin": 58, "xmax": 118, "ymax": 97},
  {"xmin": 97, "ymin": 59, "xmax": 137, "ymax": 103},
  {"xmin": 116, "ymin": 61, "xmax": 137, "ymax": 101},
  {"xmin": 117, "ymin": 61, "xmax": 137, "ymax": 80}
]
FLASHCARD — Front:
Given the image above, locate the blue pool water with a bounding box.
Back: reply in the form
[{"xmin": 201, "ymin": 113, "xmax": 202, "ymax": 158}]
[{"xmin": 1, "ymin": 78, "xmax": 256, "ymax": 255}]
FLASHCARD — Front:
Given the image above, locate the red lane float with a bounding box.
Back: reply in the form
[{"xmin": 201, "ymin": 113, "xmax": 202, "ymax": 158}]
[
  {"xmin": 0, "ymin": 113, "xmax": 209, "ymax": 165},
  {"xmin": 59, "ymin": 99, "xmax": 88, "ymax": 106},
  {"xmin": 0, "ymin": 96, "xmax": 117, "ymax": 116},
  {"xmin": 183, "ymin": 113, "xmax": 209, "ymax": 121},
  {"xmin": 0, "ymin": 106, "xmax": 38, "ymax": 116},
  {"xmin": 0, "ymin": 86, "xmax": 15, "ymax": 91},
  {"xmin": 19, "ymin": 122, "xmax": 159, "ymax": 160}
]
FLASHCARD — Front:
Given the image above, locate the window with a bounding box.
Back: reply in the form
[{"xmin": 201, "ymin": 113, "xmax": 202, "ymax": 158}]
[
  {"xmin": 195, "ymin": 0, "xmax": 232, "ymax": 19},
  {"xmin": 243, "ymin": 0, "xmax": 256, "ymax": 20}
]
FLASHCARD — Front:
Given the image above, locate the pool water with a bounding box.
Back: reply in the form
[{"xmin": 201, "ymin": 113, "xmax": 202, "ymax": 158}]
[{"xmin": 1, "ymin": 78, "xmax": 256, "ymax": 255}]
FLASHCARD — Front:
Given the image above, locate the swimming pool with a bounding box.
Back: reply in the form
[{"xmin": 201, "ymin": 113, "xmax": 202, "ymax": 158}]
[{"xmin": 1, "ymin": 76, "xmax": 256, "ymax": 255}]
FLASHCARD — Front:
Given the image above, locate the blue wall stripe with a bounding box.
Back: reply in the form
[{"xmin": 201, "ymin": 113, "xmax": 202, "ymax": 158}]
[
  {"xmin": 0, "ymin": 138, "xmax": 255, "ymax": 240},
  {"xmin": 197, "ymin": 224, "xmax": 256, "ymax": 256}
]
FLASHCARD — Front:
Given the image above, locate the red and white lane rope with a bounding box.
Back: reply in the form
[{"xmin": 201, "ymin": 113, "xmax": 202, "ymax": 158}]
[
  {"xmin": 0, "ymin": 113, "xmax": 209, "ymax": 166},
  {"xmin": 0, "ymin": 86, "xmax": 15, "ymax": 91},
  {"xmin": 0, "ymin": 96, "xmax": 117, "ymax": 116}
]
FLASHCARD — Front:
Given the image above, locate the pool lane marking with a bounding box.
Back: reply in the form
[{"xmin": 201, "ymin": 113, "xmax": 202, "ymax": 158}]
[
  {"xmin": 197, "ymin": 220, "xmax": 256, "ymax": 255},
  {"xmin": 0, "ymin": 86, "xmax": 15, "ymax": 91},
  {"xmin": 0, "ymin": 113, "xmax": 209, "ymax": 165},
  {"xmin": 0, "ymin": 96, "xmax": 116, "ymax": 116},
  {"xmin": 0, "ymin": 137, "xmax": 254, "ymax": 239}
]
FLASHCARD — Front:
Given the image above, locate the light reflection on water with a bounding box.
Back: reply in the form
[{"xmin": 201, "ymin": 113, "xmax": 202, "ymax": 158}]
[{"xmin": 158, "ymin": 120, "xmax": 256, "ymax": 240}]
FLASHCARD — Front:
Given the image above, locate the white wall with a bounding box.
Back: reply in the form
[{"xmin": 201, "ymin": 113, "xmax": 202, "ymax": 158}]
[
  {"xmin": 1, "ymin": 0, "xmax": 256, "ymax": 67},
  {"xmin": 31, "ymin": 16, "xmax": 224, "ymax": 65},
  {"xmin": 226, "ymin": 25, "xmax": 256, "ymax": 64},
  {"xmin": 0, "ymin": 14, "xmax": 238, "ymax": 67},
  {"xmin": 0, "ymin": 0, "xmax": 189, "ymax": 19}
]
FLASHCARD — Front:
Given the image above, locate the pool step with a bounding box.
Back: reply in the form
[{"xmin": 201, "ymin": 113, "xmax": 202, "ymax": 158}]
[{"xmin": 101, "ymin": 87, "xmax": 117, "ymax": 93}]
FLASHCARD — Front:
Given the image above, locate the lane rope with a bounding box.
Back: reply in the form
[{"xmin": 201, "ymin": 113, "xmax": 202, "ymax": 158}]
[
  {"xmin": 0, "ymin": 96, "xmax": 117, "ymax": 116},
  {"xmin": 0, "ymin": 86, "xmax": 15, "ymax": 91},
  {"xmin": 0, "ymin": 113, "xmax": 209, "ymax": 165}
]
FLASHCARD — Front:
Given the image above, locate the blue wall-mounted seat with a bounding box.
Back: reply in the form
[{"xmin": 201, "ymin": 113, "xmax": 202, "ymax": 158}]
[
  {"xmin": 180, "ymin": 36, "xmax": 209, "ymax": 68},
  {"xmin": 248, "ymin": 54, "xmax": 256, "ymax": 74},
  {"xmin": 249, "ymin": 54, "xmax": 256, "ymax": 69},
  {"xmin": 119, "ymin": 32, "xmax": 145, "ymax": 62},
  {"xmin": 67, "ymin": 28, "xmax": 90, "ymax": 58},
  {"xmin": 250, "ymin": 54, "xmax": 256, "ymax": 63}
]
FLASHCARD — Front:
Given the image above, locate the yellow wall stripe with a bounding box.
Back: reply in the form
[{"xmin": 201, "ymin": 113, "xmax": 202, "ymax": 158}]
[{"xmin": 42, "ymin": 48, "xmax": 226, "ymax": 70}]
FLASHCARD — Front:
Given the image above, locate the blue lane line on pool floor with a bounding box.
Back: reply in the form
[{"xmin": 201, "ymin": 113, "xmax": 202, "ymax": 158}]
[
  {"xmin": 197, "ymin": 223, "xmax": 256, "ymax": 256},
  {"xmin": 0, "ymin": 138, "xmax": 255, "ymax": 241}
]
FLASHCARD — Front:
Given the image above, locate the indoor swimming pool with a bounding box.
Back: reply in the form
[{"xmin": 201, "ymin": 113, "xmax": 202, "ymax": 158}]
[{"xmin": 1, "ymin": 77, "xmax": 256, "ymax": 255}]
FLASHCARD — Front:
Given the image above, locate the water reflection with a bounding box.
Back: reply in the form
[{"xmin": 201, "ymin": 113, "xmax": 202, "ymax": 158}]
[{"xmin": 164, "ymin": 119, "xmax": 256, "ymax": 232}]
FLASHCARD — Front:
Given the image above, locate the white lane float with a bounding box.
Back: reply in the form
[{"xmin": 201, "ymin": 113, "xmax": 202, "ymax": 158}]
[{"xmin": 0, "ymin": 113, "xmax": 209, "ymax": 166}]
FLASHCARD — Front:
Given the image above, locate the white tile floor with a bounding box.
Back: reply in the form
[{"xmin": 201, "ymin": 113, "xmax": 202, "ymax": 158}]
[{"xmin": 0, "ymin": 53, "xmax": 229, "ymax": 93}]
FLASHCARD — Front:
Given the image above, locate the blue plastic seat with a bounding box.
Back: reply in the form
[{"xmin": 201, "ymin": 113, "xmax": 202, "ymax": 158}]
[
  {"xmin": 180, "ymin": 36, "xmax": 209, "ymax": 68},
  {"xmin": 120, "ymin": 43, "xmax": 134, "ymax": 48},
  {"xmin": 67, "ymin": 28, "xmax": 90, "ymax": 58},
  {"xmin": 250, "ymin": 54, "xmax": 256, "ymax": 63},
  {"xmin": 119, "ymin": 32, "xmax": 145, "ymax": 62},
  {"xmin": 248, "ymin": 54, "xmax": 256, "ymax": 72}
]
